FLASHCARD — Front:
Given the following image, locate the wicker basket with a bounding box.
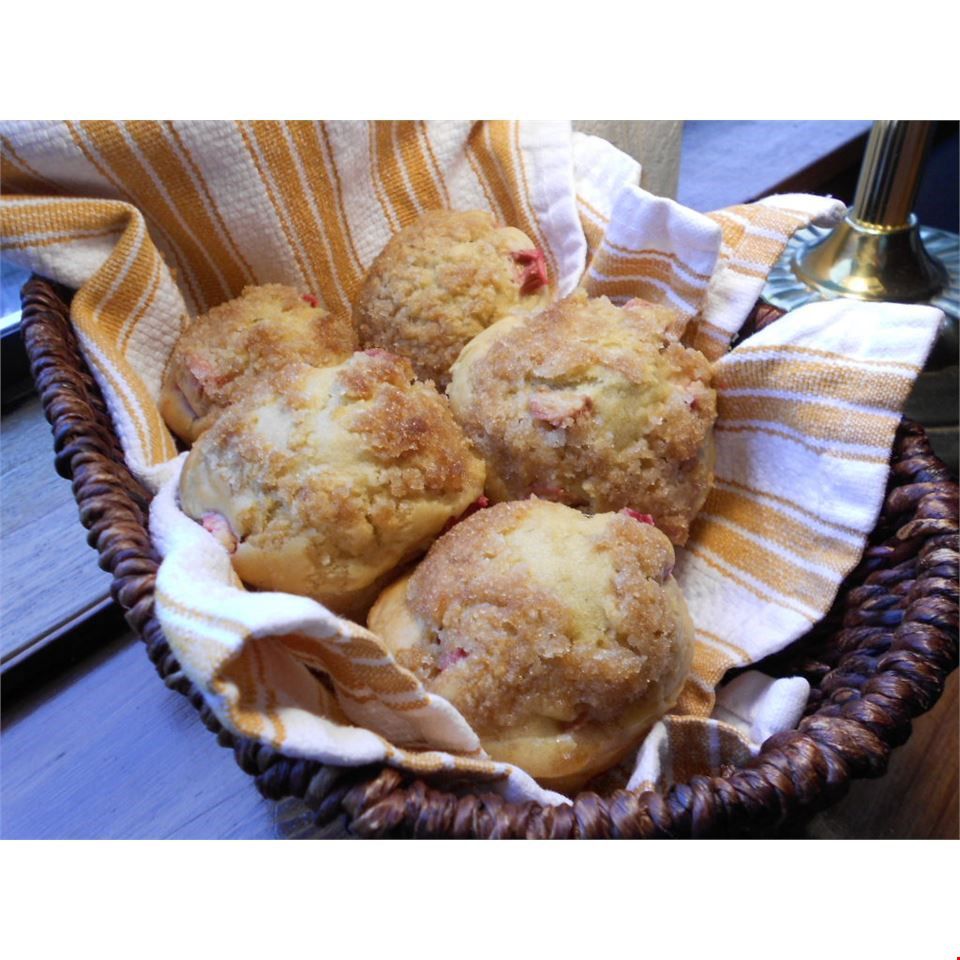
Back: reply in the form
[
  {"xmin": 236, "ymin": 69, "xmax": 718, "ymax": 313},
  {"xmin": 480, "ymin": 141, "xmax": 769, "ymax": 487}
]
[{"xmin": 20, "ymin": 277, "xmax": 959, "ymax": 839}]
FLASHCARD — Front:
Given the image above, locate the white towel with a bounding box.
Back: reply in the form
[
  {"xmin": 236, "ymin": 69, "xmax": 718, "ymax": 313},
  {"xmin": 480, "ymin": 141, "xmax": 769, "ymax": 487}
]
[{"xmin": 0, "ymin": 121, "xmax": 942, "ymax": 805}]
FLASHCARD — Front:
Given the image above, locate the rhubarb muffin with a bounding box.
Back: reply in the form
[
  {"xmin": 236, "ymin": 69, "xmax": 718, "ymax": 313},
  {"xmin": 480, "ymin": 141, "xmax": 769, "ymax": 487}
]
[
  {"xmin": 368, "ymin": 499, "xmax": 695, "ymax": 792},
  {"xmin": 354, "ymin": 209, "xmax": 553, "ymax": 388},
  {"xmin": 161, "ymin": 284, "xmax": 356, "ymax": 443},
  {"xmin": 178, "ymin": 351, "xmax": 486, "ymax": 618},
  {"xmin": 447, "ymin": 290, "xmax": 717, "ymax": 545}
]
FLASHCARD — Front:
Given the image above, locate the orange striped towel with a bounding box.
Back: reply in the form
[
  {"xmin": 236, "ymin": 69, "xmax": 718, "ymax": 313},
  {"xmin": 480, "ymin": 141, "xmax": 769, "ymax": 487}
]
[{"xmin": 0, "ymin": 121, "xmax": 944, "ymax": 806}]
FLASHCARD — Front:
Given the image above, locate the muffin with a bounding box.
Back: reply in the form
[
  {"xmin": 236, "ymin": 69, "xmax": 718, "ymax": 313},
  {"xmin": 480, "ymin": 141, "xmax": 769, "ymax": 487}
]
[
  {"xmin": 178, "ymin": 351, "xmax": 486, "ymax": 618},
  {"xmin": 368, "ymin": 499, "xmax": 695, "ymax": 792},
  {"xmin": 161, "ymin": 284, "xmax": 356, "ymax": 443},
  {"xmin": 447, "ymin": 290, "xmax": 717, "ymax": 544},
  {"xmin": 354, "ymin": 209, "xmax": 553, "ymax": 388}
]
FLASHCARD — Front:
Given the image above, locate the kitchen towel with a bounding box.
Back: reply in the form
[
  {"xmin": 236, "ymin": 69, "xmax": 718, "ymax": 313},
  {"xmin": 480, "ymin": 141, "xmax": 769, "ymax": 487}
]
[{"xmin": 1, "ymin": 121, "xmax": 942, "ymax": 804}]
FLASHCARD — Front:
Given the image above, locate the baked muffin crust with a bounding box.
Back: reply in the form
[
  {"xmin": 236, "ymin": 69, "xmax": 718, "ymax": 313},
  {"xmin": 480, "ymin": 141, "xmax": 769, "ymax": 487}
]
[
  {"xmin": 368, "ymin": 499, "xmax": 695, "ymax": 791},
  {"xmin": 179, "ymin": 351, "xmax": 486, "ymax": 617},
  {"xmin": 447, "ymin": 290, "xmax": 717, "ymax": 544},
  {"xmin": 161, "ymin": 284, "xmax": 356, "ymax": 443},
  {"xmin": 354, "ymin": 210, "xmax": 553, "ymax": 388}
]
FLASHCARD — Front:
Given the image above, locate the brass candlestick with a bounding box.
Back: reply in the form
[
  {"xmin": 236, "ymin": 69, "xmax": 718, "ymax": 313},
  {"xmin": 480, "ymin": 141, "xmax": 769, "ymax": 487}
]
[
  {"xmin": 793, "ymin": 121, "xmax": 949, "ymax": 302},
  {"xmin": 764, "ymin": 121, "xmax": 958, "ymax": 370}
]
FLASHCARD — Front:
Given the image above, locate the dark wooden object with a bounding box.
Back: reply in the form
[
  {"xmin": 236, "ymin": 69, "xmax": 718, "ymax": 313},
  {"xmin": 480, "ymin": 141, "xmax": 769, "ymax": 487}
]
[{"xmin": 17, "ymin": 280, "xmax": 959, "ymax": 839}]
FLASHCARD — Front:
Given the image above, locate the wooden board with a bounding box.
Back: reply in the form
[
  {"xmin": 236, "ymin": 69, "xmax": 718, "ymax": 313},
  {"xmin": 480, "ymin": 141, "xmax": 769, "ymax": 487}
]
[
  {"xmin": 1, "ymin": 395, "xmax": 113, "ymax": 666},
  {"xmin": 1, "ymin": 631, "xmax": 279, "ymax": 840}
]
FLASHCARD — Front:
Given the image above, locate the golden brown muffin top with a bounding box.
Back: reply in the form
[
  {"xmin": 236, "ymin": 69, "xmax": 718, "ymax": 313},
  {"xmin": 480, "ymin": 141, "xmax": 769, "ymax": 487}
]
[
  {"xmin": 391, "ymin": 499, "xmax": 685, "ymax": 737},
  {"xmin": 161, "ymin": 283, "xmax": 356, "ymax": 442},
  {"xmin": 186, "ymin": 351, "xmax": 484, "ymax": 533},
  {"xmin": 447, "ymin": 290, "xmax": 717, "ymax": 543},
  {"xmin": 178, "ymin": 352, "xmax": 486, "ymax": 614},
  {"xmin": 354, "ymin": 210, "xmax": 552, "ymax": 387}
]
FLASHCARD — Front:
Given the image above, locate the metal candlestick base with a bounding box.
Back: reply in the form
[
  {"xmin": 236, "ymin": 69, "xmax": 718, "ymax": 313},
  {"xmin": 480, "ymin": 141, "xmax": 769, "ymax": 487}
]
[
  {"xmin": 765, "ymin": 221, "xmax": 959, "ymax": 317},
  {"xmin": 794, "ymin": 214, "xmax": 948, "ymax": 303},
  {"xmin": 763, "ymin": 222, "xmax": 959, "ymax": 369}
]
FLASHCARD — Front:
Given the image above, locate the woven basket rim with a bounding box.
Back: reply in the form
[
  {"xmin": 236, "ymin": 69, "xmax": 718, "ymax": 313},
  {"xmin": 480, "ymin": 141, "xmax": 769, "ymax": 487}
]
[{"xmin": 19, "ymin": 277, "xmax": 960, "ymax": 838}]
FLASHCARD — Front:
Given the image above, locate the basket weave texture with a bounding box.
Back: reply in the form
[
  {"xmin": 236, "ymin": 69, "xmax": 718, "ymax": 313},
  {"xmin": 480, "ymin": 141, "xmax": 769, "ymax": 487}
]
[{"xmin": 20, "ymin": 277, "xmax": 959, "ymax": 838}]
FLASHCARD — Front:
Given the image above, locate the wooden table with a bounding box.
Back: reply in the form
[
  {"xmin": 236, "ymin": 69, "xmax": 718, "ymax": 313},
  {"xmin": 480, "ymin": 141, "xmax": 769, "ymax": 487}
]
[{"xmin": 2, "ymin": 628, "xmax": 280, "ymax": 840}]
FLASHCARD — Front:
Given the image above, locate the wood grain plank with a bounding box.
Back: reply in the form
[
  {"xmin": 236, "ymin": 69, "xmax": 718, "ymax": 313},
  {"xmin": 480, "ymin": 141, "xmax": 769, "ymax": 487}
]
[
  {"xmin": 1, "ymin": 395, "xmax": 112, "ymax": 664},
  {"xmin": 1, "ymin": 630, "xmax": 279, "ymax": 840}
]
